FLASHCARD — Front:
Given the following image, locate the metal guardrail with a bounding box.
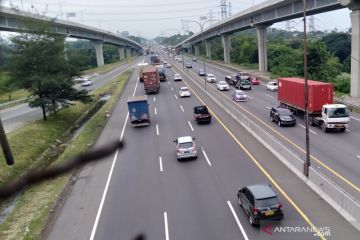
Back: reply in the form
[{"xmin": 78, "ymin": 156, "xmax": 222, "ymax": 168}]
[{"xmin": 177, "ymin": 60, "xmax": 360, "ymax": 230}]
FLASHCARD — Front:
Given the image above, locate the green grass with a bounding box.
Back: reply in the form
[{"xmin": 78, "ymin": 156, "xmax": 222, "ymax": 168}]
[
  {"xmin": 82, "ymin": 59, "xmax": 131, "ymax": 75},
  {"xmin": 0, "ymin": 70, "xmax": 133, "ymax": 239}
]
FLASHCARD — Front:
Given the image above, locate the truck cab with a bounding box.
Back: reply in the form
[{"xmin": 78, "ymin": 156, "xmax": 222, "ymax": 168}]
[
  {"xmin": 236, "ymin": 79, "xmax": 252, "ymax": 90},
  {"xmin": 319, "ymin": 104, "xmax": 350, "ymax": 132}
]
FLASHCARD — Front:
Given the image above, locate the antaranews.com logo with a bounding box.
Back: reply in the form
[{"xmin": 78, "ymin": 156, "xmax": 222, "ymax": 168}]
[{"xmin": 261, "ymin": 224, "xmax": 331, "ymax": 237}]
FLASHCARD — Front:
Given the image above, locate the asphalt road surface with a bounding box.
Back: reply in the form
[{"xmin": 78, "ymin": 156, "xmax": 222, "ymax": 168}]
[{"xmin": 47, "ymin": 56, "xmax": 359, "ymax": 240}]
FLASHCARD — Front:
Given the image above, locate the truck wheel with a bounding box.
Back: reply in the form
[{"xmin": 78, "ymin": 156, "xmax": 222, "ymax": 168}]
[
  {"xmin": 321, "ymin": 123, "xmax": 328, "ymax": 132},
  {"xmin": 278, "ymin": 120, "xmax": 282, "ymax": 127},
  {"xmin": 270, "ymin": 116, "xmax": 274, "ymax": 122}
]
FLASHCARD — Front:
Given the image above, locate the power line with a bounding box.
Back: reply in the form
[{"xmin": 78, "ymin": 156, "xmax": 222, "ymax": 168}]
[{"xmin": 12, "ymin": 0, "xmax": 219, "ymax": 8}]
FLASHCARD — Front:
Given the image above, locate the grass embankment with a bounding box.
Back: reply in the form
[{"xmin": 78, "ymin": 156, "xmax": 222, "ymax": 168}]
[
  {"xmin": 82, "ymin": 59, "xmax": 132, "ymax": 75},
  {"xmin": 0, "ymin": 70, "xmax": 133, "ymax": 239},
  {"xmin": 0, "ymin": 73, "xmax": 29, "ymax": 105}
]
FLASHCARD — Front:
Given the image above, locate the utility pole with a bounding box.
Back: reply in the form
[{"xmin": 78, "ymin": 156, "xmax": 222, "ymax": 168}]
[
  {"xmin": 303, "ymin": 0, "xmax": 311, "ymax": 177},
  {"xmin": 228, "ymin": 2, "xmax": 232, "ymax": 16},
  {"xmin": 209, "ymin": 9, "xmax": 215, "ymax": 25},
  {"xmin": 219, "ymin": 0, "xmax": 228, "ymax": 20}
]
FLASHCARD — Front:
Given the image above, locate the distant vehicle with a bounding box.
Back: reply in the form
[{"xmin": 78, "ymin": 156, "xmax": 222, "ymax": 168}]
[
  {"xmin": 155, "ymin": 65, "xmax": 167, "ymax": 82},
  {"xmin": 150, "ymin": 55, "xmax": 160, "ymax": 65},
  {"xmin": 237, "ymin": 184, "xmax": 284, "ymax": 226},
  {"xmin": 138, "ymin": 63, "xmax": 149, "ymax": 82},
  {"xmin": 193, "ymin": 105, "xmax": 211, "ymax": 124},
  {"xmin": 185, "ymin": 63, "xmax": 192, "ymax": 68},
  {"xmin": 250, "ymin": 76, "xmax": 260, "ymax": 85},
  {"xmin": 143, "ymin": 66, "xmax": 160, "ymax": 94},
  {"xmin": 73, "ymin": 76, "xmax": 89, "ymax": 83},
  {"xmin": 270, "ymin": 107, "xmax": 296, "ymax": 127},
  {"xmin": 169, "ymin": 53, "xmax": 174, "ymax": 58},
  {"xmin": 198, "ymin": 69, "xmax": 206, "ymax": 76},
  {"xmin": 216, "ymin": 81, "xmax": 229, "ymax": 91},
  {"xmin": 232, "ymin": 90, "xmax": 247, "ymax": 102},
  {"xmin": 278, "ymin": 77, "xmax": 350, "ymax": 132},
  {"xmin": 178, "ymin": 58, "xmax": 183, "ymax": 62},
  {"xmin": 179, "ymin": 87, "xmax": 190, "ymax": 97},
  {"xmin": 173, "ymin": 73, "xmax": 182, "ymax": 81},
  {"xmin": 225, "ymin": 75, "xmax": 237, "ymax": 85},
  {"xmin": 127, "ymin": 95, "xmax": 150, "ymax": 127},
  {"xmin": 166, "ymin": 63, "xmax": 172, "ymax": 68},
  {"xmin": 192, "ymin": 57, "xmax": 197, "ymax": 62},
  {"xmin": 81, "ymin": 80, "xmax": 92, "ymax": 86},
  {"xmin": 266, "ymin": 81, "xmax": 278, "ymax": 91},
  {"xmin": 206, "ymin": 73, "xmax": 215, "ymax": 82},
  {"xmin": 163, "ymin": 61, "xmax": 168, "ymax": 65},
  {"xmin": 236, "ymin": 71, "xmax": 250, "ymax": 80},
  {"xmin": 236, "ymin": 78, "xmax": 251, "ymax": 90},
  {"xmin": 173, "ymin": 136, "xmax": 197, "ymax": 160}
]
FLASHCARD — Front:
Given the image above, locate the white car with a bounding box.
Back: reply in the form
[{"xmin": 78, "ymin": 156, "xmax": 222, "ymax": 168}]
[
  {"xmin": 166, "ymin": 63, "xmax": 172, "ymax": 68},
  {"xmin": 216, "ymin": 81, "xmax": 229, "ymax": 91},
  {"xmin": 179, "ymin": 87, "xmax": 190, "ymax": 97},
  {"xmin": 174, "ymin": 136, "xmax": 197, "ymax": 160},
  {"xmin": 267, "ymin": 81, "xmax": 278, "ymax": 91},
  {"xmin": 174, "ymin": 73, "xmax": 182, "ymax": 81},
  {"xmin": 81, "ymin": 80, "xmax": 92, "ymax": 86},
  {"xmin": 206, "ymin": 74, "xmax": 216, "ymax": 83}
]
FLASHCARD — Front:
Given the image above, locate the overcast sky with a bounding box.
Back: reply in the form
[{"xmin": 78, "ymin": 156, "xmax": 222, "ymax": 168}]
[{"xmin": 1, "ymin": 0, "xmax": 352, "ymax": 38}]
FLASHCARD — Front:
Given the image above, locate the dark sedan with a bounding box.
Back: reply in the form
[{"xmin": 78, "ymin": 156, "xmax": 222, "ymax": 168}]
[{"xmin": 270, "ymin": 107, "xmax": 296, "ymax": 127}]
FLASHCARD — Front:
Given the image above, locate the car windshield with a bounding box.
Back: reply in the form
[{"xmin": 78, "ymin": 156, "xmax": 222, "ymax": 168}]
[
  {"xmin": 269, "ymin": 82, "xmax": 277, "ymax": 86},
  {"xmin": 207, "ymin": 74, "xmax": 214, "ymax": 77},
  {"xmin": 195, "ymin": 106, "xmax": 208, "ymax": 114},
  {"xmin": 241, "ymin": 80, "xmax": 250, "ymax": 84},
  {"xmin": 328, "ymin": 108, "xmax": 350, "ymax": 118},
  {"xmin": 236, "ymin": 92, "xmax": 244, "ymax": 96},
  {"xmin": 277, "ymin": 108, "xmax": 292, "ymax": 116},
  {"xmin": 180, "ymin": 87, "xmax": 188, "ymax": 91},
  {"xmin": 179, "ymin": 142, "xmax": 193, "ymax": 148},
  {"xmin": 256, "ymin": 197, "xmax": 279, "ymax": 208},
  {"xmin": 218, "ymin": 81, "xmax": 227, "ymax": 85}
]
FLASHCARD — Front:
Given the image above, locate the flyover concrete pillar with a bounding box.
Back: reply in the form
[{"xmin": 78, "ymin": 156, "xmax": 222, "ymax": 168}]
[
  {"xmin": 205, "ymin": 40, "xmax": 211, "ymax": 58},
  {"xmin": 256, "ymin": 25, "xmax": 268, "ymax": 72},
  {"xmin": 194, "ymin": 45, "xmax": 200, "ymax": 56},
  {"xmin": 93, "ymin": 41, "xmax": 104, "ymax": 67},
  {"xmin": 187, "ymin": 46, "xmax": 192, "ymax": 54},
  {"xmin": 350, "ymin": 9, "xmax": 360, "ymax": 97},
  {"xmin": 222, "ymin": 35, "xmax": 231, "ymax": 63},
  {"xmin": 118, "ymin": 47, "xmax": 125, "ymax": 60},
  {"xmin": 126, "ymin": 48, "xmax": 132, "ymax": 58}
]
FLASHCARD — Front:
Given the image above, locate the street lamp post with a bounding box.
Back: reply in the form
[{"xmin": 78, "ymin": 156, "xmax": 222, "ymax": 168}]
[{"xmin": 182, "ymin": 17, "xmax": 210, "ymax": 91}]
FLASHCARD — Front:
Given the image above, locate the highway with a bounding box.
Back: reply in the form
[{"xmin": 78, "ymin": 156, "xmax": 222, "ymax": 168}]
[
  {"xmin": 47, "ymin": 56, "xmax": 359, "ymax": 240},
  {"xmin": 0, "ymin": 59, "xmax": 142, "ymax": 133},
  {"xmin": 172, "ymin": 54, "xmax": 360, "ymax": 201}
]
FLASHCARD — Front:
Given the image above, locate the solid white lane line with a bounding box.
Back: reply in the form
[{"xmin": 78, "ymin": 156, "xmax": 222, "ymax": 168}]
[
  {"xmin": 351, "ymin": 116, "xmax": 360, "ymax": 121},
  {"xmin": 132, "ymin": 79, "xmax": 139, "ymax": 96},
  {"xmin": 174, "ymin": 94, "xmax": 178, "ymax": 99},
  {"xmin": 89, "ymin": 150, "xmax": 119, "ymax": 240},
  {"xmin": 202, "ymin": 147, "xmax": 212, "ymax": 166},
  {"xmin": 227, "ymin": 201, "xmax": 249, "ymax": 240},
  {"xmin": 156, "ymin": 124, "xmax": 159, "ymax": 135},
  {"xmin": 246, "ymin": 95, "xmax": 253, "ymax": 100},
  {"xmin": 266, "ymin": 106, "xmax": 271, "ymax": 110},
  {"xmin": 171, "ymin": 87, "xmax": 174, "ymax": 91},
  {"xmin": 168, "ymin": 81, "xmax": 171, "ymax": 85},
  {"xmin": 90, "ymin": 73, "xmax": 140, "ymax": 240},
  {"xmin": 164, "ymin": 212, "xmax": 169, "ymax": 240},
  {"xmin": 180, "ymin": 105, "xmax": 184, "ymax": 112},
  {"xmin": 153, "ymin": 97, "xmax": 156, "ymax": 102},
  {"xmin": 187, "ymin": 121, "xmax": 194, "ymax": 131},
  {"xmin": 265, "ymin": 94, "xmax": 275, "ymax": 99},
  {"xmin": 159, "ymin": 156, "xmax": 163, "ymax": 172},
  {"xmin": 155, "ymin": 107, "xmax": 157, "ymax": 115}
]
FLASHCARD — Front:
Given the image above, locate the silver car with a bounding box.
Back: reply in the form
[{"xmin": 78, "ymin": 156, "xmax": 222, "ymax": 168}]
[{"xmin": 174, "ymin": 136, "xmax": 197, "ymax": 160}]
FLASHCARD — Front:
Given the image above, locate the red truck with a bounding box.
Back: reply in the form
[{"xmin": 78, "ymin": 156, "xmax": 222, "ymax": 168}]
[
  {"xmin": 143, "ymin": 66, "xmax": 160, "ymax": 94},
  {"xmin": 278, "ymin": 77, "xmax": 350, "ymax": 132}
]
